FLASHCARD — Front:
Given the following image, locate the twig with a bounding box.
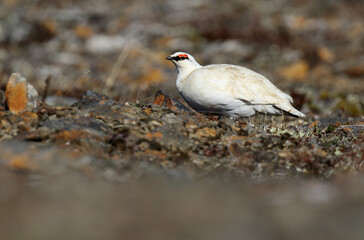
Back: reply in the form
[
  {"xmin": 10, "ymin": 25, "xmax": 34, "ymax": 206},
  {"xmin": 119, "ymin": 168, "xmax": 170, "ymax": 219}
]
[
  {"xmin": 41, "ymin": 75, "xmax": 51, "ymax": 107},
  {"xmin": 106, "ymin": 43, "xmax": 130, "ymax": 88}
]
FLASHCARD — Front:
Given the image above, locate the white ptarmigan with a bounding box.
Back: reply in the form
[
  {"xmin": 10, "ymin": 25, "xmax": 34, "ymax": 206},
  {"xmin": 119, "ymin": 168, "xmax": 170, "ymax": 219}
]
[{"xmin": 166, "ymin": 52, "xmax": 305, "ymax": 118}]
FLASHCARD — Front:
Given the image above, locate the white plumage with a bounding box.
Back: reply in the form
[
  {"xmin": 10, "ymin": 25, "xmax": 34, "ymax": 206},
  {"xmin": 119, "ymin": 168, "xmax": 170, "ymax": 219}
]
[{"xmin": 166, "ymin": 52, "xmax": 305, "ymax": 118}]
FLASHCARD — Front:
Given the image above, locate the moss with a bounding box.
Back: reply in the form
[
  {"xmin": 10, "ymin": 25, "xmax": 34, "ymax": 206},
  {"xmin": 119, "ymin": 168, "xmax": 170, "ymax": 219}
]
[{"xmin": 325, "ymin": 124, "xmax": 336, "ymax": 133}]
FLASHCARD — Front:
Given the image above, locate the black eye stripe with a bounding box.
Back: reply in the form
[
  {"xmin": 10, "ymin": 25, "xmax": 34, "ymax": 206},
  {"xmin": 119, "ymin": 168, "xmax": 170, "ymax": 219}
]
[{"xmin": 172, "ymin": 56, "xmax": 188, "ymax": 61}]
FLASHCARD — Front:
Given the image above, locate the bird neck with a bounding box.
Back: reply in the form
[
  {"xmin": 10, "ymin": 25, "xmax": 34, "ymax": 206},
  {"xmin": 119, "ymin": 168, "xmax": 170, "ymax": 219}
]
[{"xmin": 175, "ymin": 61, "xmax": 201, "ymax": 91}]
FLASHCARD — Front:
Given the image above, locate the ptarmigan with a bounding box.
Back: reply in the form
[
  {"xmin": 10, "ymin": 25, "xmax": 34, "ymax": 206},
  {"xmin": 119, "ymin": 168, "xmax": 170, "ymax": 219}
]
[{"xmin": 166, "ymin": 52, "xmax": 305, "ymax": 118}]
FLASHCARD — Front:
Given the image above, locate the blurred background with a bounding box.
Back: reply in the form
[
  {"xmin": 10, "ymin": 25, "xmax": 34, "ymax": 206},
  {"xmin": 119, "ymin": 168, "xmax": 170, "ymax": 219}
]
[
  {"xmin": 0, "ymin": 0, "xmax": 363, "ymax": 116},
  {"xmin": 1, "ymin": 1, "xmax": 364, "ymax": 239}
]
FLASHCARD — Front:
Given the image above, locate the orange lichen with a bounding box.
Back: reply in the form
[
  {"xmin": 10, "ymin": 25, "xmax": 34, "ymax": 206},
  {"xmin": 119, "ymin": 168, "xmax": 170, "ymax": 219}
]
[
  {"xmin": 194, "ymin": 127, "xmax": 217, "ymax": 139},
  {"xmin": 9, "ymin": 154, "xmax": 39, "ymax": 171},
  {"xmin": 144, "ymin": 150, "xmax": 167, "ymax": 160},
  {"xmin": 5, "ymin": 75, "xmax": 28, "ymax": 114},
  {"xmin": 146, "ymin": 131, "xmax": 163, "ymax": 140},
  {"xmin": 153, "ymin": 92, "xmax": 165, "ymax": 106},
  {"xmin": 55, "ymin": 129, "xmax": 89, "ymax": 141}
]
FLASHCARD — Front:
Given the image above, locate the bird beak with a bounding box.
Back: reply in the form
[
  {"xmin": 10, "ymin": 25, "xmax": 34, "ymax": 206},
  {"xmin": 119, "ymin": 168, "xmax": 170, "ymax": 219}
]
[{"xmin": 166, "ymin": 56, "xmax": 172, "ymax": 61}]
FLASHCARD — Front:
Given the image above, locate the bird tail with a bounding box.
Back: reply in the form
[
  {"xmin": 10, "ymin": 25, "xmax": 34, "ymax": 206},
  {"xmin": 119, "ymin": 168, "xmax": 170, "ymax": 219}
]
[{"xmin": 273, "ymin": 105, "xmax": 306, "ymax": 118}]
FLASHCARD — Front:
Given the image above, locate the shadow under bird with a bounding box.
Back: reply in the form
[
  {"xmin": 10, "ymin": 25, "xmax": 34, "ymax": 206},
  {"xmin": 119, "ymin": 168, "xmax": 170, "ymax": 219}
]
[{"xmin": 166, "ymin": 52, "xmax": 305, "ymax": 118}]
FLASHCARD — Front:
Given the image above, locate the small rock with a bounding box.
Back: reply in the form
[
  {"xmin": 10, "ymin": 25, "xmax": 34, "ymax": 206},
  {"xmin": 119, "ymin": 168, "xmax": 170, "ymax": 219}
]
[
  {"xmin": 317, "ymin": 47, "xmax": 334, "ymax": 62},
  {"xmin": 38, "ymin": 117, "xmax": 113, "ymax": 152},
  {"xmin": 26, "ymin": 83, "xmax": 39, "ymax": 108},
  {"xmin": 146, "ymin": 131, "xmax": 163, "ymax": 140},
  {"xmin": 0, "ymin": 90, "xmax": 5, "ymax": 109},
  {"xmin": 5, "ymin": 73, "xmax": 38, "ymax": 114},
  {"xmin": 315, "ymin": 149, "xmax": 327, "ymax": 158},
  {"xmin": 28, "ymin": 20, "xmax": 57, "ymax": 43},
  {"xmin": 73, "ymin": 25, "xmax": 93, "ymax": 39},
  {"xmin": 218, "ymin": 117, "xmax": 235, "ymax": 130},
  {"xmin": 45, "ymin": 96, "xmax": 78, "ymax": 107},
  {"xmin": 40, "ymin": 117, "xmax": 113, "ymax": 138},
  {"xmin": 343, "ymin": 64, "xmax": 364, "ymax": 77},
  {"xmin": 8, "ymin": 152, "xmax": 40, "ymax": 172},
  {"xmin": 194, "ymin": 127, "xmax": 218, "ymax": 140},
  {"xmin": 339, "ymin": 124, "xmax": 364, "ymax": 136},
  {"xmin": 0, "ymin": 140, "xmax": 95, "ymax": 173},
  {"xmin": 89, "ymin": 105, "xmax": 149, "ymax": 125},
  {"xmin": 16, "ymin": 127, "xmax": 52, "ymax": 141},
  {"xmin": 145, "ymin": 124, "xmax": 192, "ymax": 154},
  {"xmin": 334, "ymin": 58, "xmax": 364, "ymax": 77},
  {"xmin": 71, "ymin": 90, "xmax": 116, "ymax": 110},
  {"xmin": 7, "ymin": 111, "xmax": 38, "ymax": 129},
  {"xmin": 153, "ymin": 90, "xmax": 192, "ymax": 114}
]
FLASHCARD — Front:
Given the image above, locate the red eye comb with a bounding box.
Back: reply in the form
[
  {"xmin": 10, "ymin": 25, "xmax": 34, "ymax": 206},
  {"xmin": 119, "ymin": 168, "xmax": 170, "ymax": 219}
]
[{"xmin": 178, "ymin": 54, "xmax": 188, "ymax": 58}]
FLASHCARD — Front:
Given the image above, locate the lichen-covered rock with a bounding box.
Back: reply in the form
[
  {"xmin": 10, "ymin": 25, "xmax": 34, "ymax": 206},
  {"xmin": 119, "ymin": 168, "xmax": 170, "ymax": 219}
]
[
  {"xmin": 5, "ymin": 73, "xmax": 38, "ymax": 114},
  {"xmin": 40, "ymin": 117, "xmax": 113, "ymax": 139},
  {"xmin": 153, "ymin": 90, "xmax": 192, "ymax": 114},
  {"xmin": 0, "ymin": 89, "xmax": 363, "ymax": 181},
  {"xmin": 0, "ymin": 140, "xmax": 95, "ymax": 173},
  {"xmin": 71, "ymin": 90, "xmax": 116, "ymax": 110}
]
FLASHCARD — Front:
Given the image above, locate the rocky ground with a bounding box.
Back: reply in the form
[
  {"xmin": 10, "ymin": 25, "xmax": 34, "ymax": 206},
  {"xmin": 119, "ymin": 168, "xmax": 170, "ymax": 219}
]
[{"xmin": 1, "ymin": 0, "xmax": 364, "ymax": 239}]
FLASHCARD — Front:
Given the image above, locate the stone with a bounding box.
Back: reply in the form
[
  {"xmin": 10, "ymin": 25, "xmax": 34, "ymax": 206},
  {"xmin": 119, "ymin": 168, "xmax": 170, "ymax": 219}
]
[
  {"xmin": 153, "ymin": 90, "xmax": 192, "ymax": 114},
  {"xmin": 343, "ymin": 64, "xmax": 364, "ymax": 77},
  {"xmin": 193, "ymin": 127, "xmax": 219, "ymax": 140},
  {"xmin": 28, "ymin": 20, "xmax": 57, "ymax": 43},
  {"xmin": 7, "ymin": 111, "xmax": 38, "ymax": 131},
  {"xmin": 89, "ymin": 105, "xmax": 150, "ymax": 127},
  {"xmin": 39, "ymin": 117, "xmax": 113, "ymax": 153},
  {"xmin": 146, "ymin": 124, "xmax": 192, "ymax": 154},
  {"xmin": 0, "ymin": 140, "xmax": 94, "ymax": 173},
  {"xmin": 71, "ymin": 90, "xmax": 116, "ymax": 110},
  {"xmin": 44, "ymin": 96, "xmax": 78, "ymax": 107},
  {"xmin": 73, "ymin": 25, "xmax": 93, "ymax": 39},
  {"xmin": 0, "ymin": 90, "xmax": 5, "ymax": 108},
  {"xmin": 40, "ymin": 117, "xmax": 113, "ymax": 138},
  {"xmin": 5, "ymin": 73, "xmax": 38, "ymax": 114},
  {"xmin": 335, "ymin": 59, "xmax": 364, "ymax": 77}
]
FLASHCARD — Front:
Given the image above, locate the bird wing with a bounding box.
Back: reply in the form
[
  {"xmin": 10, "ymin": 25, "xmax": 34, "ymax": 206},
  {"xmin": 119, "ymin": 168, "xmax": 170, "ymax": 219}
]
[
  {"xmin": 182, "ymin": 67, "xmax": 242, "ymax": 111},
  {"xmin": 201, "ymin": 65, "xmax": 293, "ymax": 106}
]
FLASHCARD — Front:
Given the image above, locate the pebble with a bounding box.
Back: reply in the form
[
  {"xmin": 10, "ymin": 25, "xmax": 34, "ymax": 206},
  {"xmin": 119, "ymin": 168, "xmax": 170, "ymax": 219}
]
[{"xmin": 5, "ymin": 73, "xmax": 38, "ymax": 114}]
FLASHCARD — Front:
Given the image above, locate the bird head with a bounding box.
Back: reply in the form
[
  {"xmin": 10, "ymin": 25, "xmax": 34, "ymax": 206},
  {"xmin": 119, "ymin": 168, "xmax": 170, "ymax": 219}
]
[{"xmin": 166, "ymin": 52, "xmax": 201, "ymax": 73}]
